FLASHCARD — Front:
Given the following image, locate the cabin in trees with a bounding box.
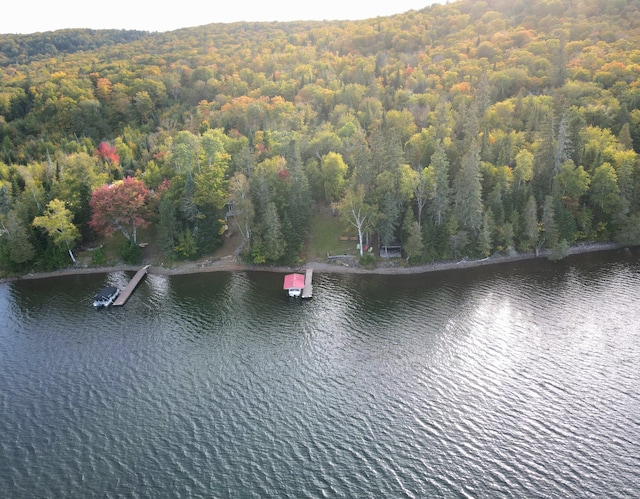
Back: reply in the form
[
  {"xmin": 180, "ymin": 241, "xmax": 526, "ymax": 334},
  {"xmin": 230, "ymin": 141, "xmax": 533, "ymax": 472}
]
[{"xmin": 380, "ymin": 240, "xmax": 402, "ymax": 258}]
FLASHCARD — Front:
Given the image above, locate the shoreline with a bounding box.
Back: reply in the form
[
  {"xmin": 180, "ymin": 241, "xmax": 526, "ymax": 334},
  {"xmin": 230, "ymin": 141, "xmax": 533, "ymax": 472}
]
[{"xmin": 2, "ymin": 242, "xmax": 629, "ymax": 283}]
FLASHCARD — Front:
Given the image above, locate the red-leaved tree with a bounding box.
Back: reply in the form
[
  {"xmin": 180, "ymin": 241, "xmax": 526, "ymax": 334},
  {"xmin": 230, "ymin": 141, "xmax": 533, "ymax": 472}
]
[
  {"xmin": 95, "ymin": 141, "xmax": 120, "ymax": 165},
  {"xmin": 89, "ymin": 177, "xmax": 150, "ymax": 244}
]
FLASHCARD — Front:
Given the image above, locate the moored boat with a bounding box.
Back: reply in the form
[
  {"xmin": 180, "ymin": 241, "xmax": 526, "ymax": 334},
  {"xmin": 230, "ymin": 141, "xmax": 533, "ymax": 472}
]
[{"xmin": 93, "ymin": 286, "xmax": 120, "ymax": 308}]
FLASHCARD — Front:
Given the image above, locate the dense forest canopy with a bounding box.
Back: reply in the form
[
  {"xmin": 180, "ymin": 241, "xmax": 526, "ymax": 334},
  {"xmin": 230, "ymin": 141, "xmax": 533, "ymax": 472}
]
[{"xmin": 1, "ymin": 0, "xmax": 640, "ymax": 272}]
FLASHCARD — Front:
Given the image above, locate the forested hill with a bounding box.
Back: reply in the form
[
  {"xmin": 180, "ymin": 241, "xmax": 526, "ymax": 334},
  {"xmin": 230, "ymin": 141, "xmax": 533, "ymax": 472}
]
[
  {"xmin": 0, "ymin": 29, "xmax": 151, "ymax": 63},
  {"xmin": 1, "ymin": 0, "xmax": 640, "ymax": 273}
]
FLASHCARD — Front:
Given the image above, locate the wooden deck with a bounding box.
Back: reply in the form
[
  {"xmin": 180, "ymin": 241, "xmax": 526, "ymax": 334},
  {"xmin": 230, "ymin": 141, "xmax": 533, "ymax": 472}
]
[
  {"xmin": 302, "ymin": 268, "xmax": 313, "ymax": 299},
  {"xmin": 113, "ymin": 265, "xmax": 149, "ymax": 306}
]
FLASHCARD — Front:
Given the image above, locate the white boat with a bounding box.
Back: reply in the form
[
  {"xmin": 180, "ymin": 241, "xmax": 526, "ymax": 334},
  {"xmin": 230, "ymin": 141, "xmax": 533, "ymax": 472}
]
[{"xmin": 93, "ymin": 286, "xmax": 120, "ymax": 308}]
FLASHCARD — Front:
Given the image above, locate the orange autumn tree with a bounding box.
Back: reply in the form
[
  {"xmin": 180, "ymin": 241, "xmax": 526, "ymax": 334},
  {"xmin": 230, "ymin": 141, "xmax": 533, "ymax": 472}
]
[
  {"xmin": 95, "ymin": 141, "xmax": 119, "ymax": 164},
  {"xmin": 89, "ymin": 177, "xmax": 150, "ymax": 245}
]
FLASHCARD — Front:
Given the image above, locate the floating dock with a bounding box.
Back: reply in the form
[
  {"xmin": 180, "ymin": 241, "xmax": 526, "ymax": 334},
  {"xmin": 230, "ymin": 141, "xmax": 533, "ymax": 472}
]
[
  {"xmin": 113, "ymin": 265, "xmax": 149, "ymax": 307},
  {"xmin": 302, "ymin": 268, "xmax": 313, "ymax": 299}
]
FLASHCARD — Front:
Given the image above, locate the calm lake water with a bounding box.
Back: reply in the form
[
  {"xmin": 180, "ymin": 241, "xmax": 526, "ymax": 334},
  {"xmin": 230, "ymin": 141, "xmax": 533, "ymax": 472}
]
[{"xmin": 1, "ymin": 250, "xmax": 639, "ymax": 498}]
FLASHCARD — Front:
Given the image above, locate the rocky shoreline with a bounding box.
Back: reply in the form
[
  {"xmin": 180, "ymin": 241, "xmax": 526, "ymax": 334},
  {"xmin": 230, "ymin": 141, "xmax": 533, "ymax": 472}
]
[{"xmin": 2, "ymin": 242, "xmax": 629, "ymax": 283}]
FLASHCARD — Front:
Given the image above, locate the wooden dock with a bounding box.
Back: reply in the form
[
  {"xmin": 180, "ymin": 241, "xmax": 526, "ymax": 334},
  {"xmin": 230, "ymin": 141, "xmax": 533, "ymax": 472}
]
[
  {"xmin": 302, "ymin": 268, "xmax": 313, "ymax": 299},
  {"xmin": 113, "ymin": 265, "xmax": 149, "ymax": 307}
]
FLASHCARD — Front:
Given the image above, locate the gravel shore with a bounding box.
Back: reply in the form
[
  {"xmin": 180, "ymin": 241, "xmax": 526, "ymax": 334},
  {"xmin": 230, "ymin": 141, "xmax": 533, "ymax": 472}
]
[{"xmin": 3, "ymin": 242, "xmax": 627, "ymax": 283}]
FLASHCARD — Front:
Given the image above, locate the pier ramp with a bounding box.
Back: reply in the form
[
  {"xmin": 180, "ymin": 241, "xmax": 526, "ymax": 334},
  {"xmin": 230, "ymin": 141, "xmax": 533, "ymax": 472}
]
[
  {"xmin": 302, "ymin": 268, "xmax": 313, "ymax": 299},
  {"xmin": 113, "ymin": 265, "xmax": 149, "ymax": 306}
]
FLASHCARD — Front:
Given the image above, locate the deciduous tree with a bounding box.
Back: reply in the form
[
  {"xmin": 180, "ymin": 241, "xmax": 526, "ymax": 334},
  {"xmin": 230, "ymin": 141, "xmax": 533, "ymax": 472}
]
[
  {"xmin": 589, "ymin": 162, "xmax": 620, "ymax": 214},
  {"xmin": 0, "ymin": 210, "xmax": 36, "ymax": 266},
  {"xmin": 321, "ymin": 152, "xmax": 348, "ymax": 204},
  {"xmin": 89, "ymin": 177, "xmax": 150, "ymax": 244},
  {"xmin": 229, "ymin": 172, "xmax": 254, "ymax": 244},
  {"xmin": 338, "ymin": 185, "xmax": 378, "ymax": 257},
  {"xmin": 411, "ymin": 166, "xmax": 431, "ymax": 229},
  {"xmin": 402, "ymin": 208, "xmax": 423, "ymax": 263},
  {"xmin": 32, "ymin": 199, "xmax": 80, "ymax": 263}
]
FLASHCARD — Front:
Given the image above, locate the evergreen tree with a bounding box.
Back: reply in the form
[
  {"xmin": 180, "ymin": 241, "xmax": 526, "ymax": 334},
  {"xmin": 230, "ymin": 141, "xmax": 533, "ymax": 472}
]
[
  {"xmin": 378, "ymin": 191, "xmax": 400, "ymax": 249},
  {"xmin": 502, "ymin": 222, "xmax": 515, "ymax": 255},
  {"xmin": 552, "ymin": 38, "xmax": 568, "ymax": 88},
  {"xmin": 453, "ymin": 139, "xmax": 483, "ymax": 235},
  {"xmin": 370, "ymin": 124, "xmax": 404, "ymax": 178},
  {"xmin": 0, "ymin": 183, "xmax": 11, "ymax": 216},
  {"xmin": 555, "ymin": 111, "xmax": 573, "ymax": 176},
  {"xmin": 157, "ymin": 195, "xmax": 178, "ymax": 255},
  {"xmin": 522, "ymin": 195, "xmax": 539, "ymax": 252},
  {"xmin": 454, "ymin": 100, "xmax": 479, "ymax": 149},
  {"xmin": 533, "ymin": 112, "xmax": 556, "ymax": 197},
  {"xmin": 478, "ymin": 208, "xmax": 495, "ymax": 257},
  {"xmin": 262, "ymin": 201, "xmax": 285, "ymax": 263},
  {"xmin": 286, "ymin": 159, "xmax": 312, "ymax": 257},
  {"xmin": 427, "ymin": 141, "xmax": 451, "ymax": 226},
  {"xmin": 618, "ymin": 123, "xmax": 633, "ymax": 151},
  {"xmin": 180, "ymin": 171, "xmax": 199, "ymax": 226},
  {"xmin": 542, "ymin": 195, "xmax": 559, "ymax": 249},
  {"xmin": 616, "ymin": 213, "xmax": 640, "ymax": 246}
]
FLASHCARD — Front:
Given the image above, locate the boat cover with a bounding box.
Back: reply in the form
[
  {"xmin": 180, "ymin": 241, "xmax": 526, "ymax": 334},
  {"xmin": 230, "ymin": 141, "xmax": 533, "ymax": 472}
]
[{"xmin": 95, "ymin": 286, "xmax": 118, "ymax": 300}]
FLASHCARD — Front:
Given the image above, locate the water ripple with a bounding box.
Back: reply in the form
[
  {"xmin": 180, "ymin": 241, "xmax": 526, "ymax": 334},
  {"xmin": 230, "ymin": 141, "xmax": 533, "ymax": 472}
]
[{"xmin": 2, "ymin": 253, "xmax": 640, "ymax": 497}]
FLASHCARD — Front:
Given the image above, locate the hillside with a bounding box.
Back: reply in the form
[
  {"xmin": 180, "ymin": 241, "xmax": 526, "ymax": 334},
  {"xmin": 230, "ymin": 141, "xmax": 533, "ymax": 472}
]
[{"xmin": 1, "ymin": 0, "xmax": 640, "ymax": 274}]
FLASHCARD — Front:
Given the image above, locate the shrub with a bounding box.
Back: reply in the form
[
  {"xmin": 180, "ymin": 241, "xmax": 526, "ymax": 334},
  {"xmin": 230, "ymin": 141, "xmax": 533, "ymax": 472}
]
[
  {"xmin": 359, "ymin": 252, "xmax": 376, "ymax": 268},
  {"xmin": 92, "ymin": 246, "xmax": 106, "ymax": 266},
  {"xmin": 121, "ymin": 241, "xmax": 142, "ymax": 264}
]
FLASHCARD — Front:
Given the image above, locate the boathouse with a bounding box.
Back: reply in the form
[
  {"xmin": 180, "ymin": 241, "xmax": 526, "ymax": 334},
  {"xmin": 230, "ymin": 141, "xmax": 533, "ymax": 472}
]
[{"xmin": 283, "ymin": 273, "xmax": 305, "ymax": 297}]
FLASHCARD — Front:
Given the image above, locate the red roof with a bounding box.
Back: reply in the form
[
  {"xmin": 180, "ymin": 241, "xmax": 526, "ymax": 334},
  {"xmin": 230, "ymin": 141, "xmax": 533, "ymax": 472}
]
[{"xmin": 283, "ymin": 273, "xmax": 305, "ymax": 289}]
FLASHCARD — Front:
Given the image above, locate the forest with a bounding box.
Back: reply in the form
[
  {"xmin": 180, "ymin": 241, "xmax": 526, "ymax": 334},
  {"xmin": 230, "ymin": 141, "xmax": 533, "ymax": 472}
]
[{"xmin": 1, "ymin": 0, "xmax": 640, "ymax": 274}]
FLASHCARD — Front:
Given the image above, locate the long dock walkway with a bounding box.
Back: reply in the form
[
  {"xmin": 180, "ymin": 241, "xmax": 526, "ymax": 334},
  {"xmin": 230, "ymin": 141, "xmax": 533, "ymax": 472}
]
[
  {"xmin": 113, "ymin": 265, "xmax": 149, "ymax": 306},
  {"xmin": 302, "ymin": 268, "xmax": 313, "ymax": 299}
]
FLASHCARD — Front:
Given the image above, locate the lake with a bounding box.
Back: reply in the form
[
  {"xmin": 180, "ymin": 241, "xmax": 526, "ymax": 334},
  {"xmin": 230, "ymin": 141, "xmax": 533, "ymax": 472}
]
[{"xmin": 1, "ymin": 249, "xmax": 639, "ymax": 497}]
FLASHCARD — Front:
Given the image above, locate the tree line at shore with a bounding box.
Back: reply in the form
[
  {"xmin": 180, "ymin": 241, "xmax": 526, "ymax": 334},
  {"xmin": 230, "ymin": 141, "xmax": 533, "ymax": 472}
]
[{"xmin": 1, "ymin": 0, "xmax": 640, "ymax": 274}]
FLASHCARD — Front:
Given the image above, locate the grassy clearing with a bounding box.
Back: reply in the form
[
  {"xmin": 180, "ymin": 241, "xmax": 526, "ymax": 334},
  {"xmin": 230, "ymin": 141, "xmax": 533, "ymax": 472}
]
[
  {"xmin": 307, "ymin": 205, "xmax": 358, "ymax": 260},
  {"xmin": 77, "ymin": 205, "xmax": 360, "ymax": 267},
  {"xmin": 77, "ymin": 226, "xmax": 159, "ymax": 266}
]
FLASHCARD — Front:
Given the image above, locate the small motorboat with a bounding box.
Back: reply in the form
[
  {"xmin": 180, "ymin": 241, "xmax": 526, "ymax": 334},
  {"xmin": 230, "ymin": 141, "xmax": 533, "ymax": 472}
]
[{"xmin": 93, "ymin": 286, "xmax": 120, "ymax": 308}]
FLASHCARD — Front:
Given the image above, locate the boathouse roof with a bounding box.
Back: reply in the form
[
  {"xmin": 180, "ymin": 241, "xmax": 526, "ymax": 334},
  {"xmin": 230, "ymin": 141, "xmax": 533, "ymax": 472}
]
[{"xmin": 283, "ymin": 273, "xmax": 305, "ymax": 290}]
